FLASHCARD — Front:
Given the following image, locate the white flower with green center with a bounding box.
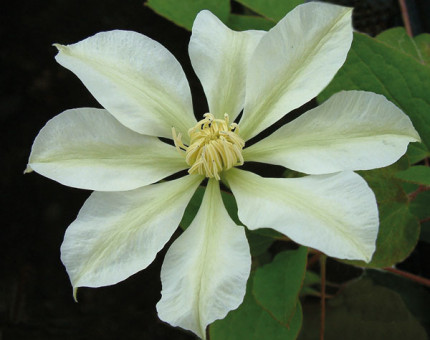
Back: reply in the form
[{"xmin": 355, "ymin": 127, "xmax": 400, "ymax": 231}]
[{"xmin": 26, "ymin": 2, "xmax": 420, "ymax": 339}]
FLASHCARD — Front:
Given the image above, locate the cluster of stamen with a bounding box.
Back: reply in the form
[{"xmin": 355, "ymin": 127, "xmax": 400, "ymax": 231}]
[{"xmin": 172, "ymin": 113, "xmax": 245, "ymax": 180}]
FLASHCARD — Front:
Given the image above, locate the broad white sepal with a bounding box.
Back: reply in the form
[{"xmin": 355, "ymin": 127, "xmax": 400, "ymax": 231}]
[
  {"xmin": 240, "ymin": 2, "xmax": 353, "ymax": 140},
  {"xmin": 157, "ymin": 179, "xmax": 251, "ymax": 339},
  {"xmin": 55, "ymin": 30, "xmax": 196, "ymax": 139},
  {"xmin": 226, "ymin": 168, "xmax": 378, "ymax": 262},
  {"xmin": 61, "ymin": 175, "xmax": 202, "ymax": 290},
  {"xmin": 189, "ymin": 10, "xmax": 265, "ymax": 121},
  {"xmin": 244, "ymin": 91, "xmax": 420, "ymax": 174},
  {"xmin": 27, "ymin": 108, "xmax": 188, "ymax": 191}
]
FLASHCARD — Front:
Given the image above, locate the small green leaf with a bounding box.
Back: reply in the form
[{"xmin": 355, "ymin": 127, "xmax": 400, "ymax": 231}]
[
  {"xmin": 145, "ymin": 0, "xmax": 230, "ymax": 30},
  {"xmin": 376, "ymin": 27, "xmax": 430, "ymax": 65},
  {"xmin": 318, "ymin": 32, "xmax": 430, "ymax": 149},
  {"xmin": 406, "ymin": 143, "xmax": 430, "ymax": 165},
  {"xmin": 236, "ymin": 0, "xmax": 303, "ymax": 22},
  {"xmin": 253, "ymin": 247, "xmax": 307, "ymax": 325},
  {"xmin": 210, "ymin": 275, "xmax": 303, "ymax": 340},
  {"xmin": 396, "ymin": 165, "xmax": 430, "ymax": 185},
  {"xmin": 300, "ymin": 270, "xmax": 320, "ymax": 297},
  {"xmin": 226, "ymin": 14, "xmax": 274, "ymax": 31}
]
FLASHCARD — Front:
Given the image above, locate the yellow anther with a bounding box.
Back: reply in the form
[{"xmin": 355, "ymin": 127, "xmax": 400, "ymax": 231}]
[{"xmin": 172, "ymin": 113, "xmax": 245, "ymax": 180}]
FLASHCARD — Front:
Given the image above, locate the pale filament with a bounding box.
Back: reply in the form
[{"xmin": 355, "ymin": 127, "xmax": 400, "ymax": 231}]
[{"xmin": 172, "ymin": 113, "xmax": 245, "ymax": 180}]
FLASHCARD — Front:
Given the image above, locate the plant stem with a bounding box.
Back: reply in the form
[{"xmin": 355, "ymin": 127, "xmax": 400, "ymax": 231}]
[
  {"xmin": 398, "ymin": 0, "xmax": 413, "ymax": 37},
  {"xmin": 307, "ymin": 253, "xmax": 321, "ymax": 268},
  {"xmin": 408, "ymin": 185, "xmax": 429, "ymax": 201},
  {"xmin": 383, "ymin": 267, "xmax": 430, "ymax": 287},
  {"xmin": 320, "ymin": 255, "xmax": 327, "ymax": 340}
]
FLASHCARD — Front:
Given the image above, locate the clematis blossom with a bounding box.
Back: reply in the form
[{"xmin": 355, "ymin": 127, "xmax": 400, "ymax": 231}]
[{"xmin": 26, "ymin": 2, "xmax": 420, "ymax": 339}]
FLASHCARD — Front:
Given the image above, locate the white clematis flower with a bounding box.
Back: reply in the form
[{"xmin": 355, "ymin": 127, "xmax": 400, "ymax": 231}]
[{"xmin": 26, "ymin": 2, "xmax": 420, "ymax": 339}]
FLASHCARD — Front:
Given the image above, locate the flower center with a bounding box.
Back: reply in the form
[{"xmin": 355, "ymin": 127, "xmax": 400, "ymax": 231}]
[{"xmin": 172, "ymin": 113, "xmax": 245, "ymax": 180}]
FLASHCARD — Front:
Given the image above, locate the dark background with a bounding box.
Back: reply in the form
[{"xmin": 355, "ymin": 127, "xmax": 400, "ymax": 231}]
[{"xmin": 1, "ymin": 0, "xmax": 429, "ymax": 339}]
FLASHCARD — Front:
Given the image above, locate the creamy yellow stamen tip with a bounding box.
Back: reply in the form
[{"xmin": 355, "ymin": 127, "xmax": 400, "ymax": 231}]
[{"xmin": 173, "ymin": 113, "xmax": 245, "ymax": 180}]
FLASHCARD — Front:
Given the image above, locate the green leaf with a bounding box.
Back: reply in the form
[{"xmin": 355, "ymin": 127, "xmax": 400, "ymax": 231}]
[
  {"xmin": 299, "ymin": 277, "xmax": 427, "ymax": 340},
  {"xmin": 376, "ymin": 27, "xmax": 430, "ymax": 65},
  {"xmin": 220, "ymin": 188, "xmax": 241, "ymax": 224},
  {"xmin": 210, "ymin": 275, "xmax": 303, "ymax": 340},
  {"xmin": 366, "ymin": 202, "xmax": 420, "ymax": 268},
  {"xmin": 246, "ymin": 230, "xmax": 275, "ymax": 257},
  {"xmin": 366, "ymin": 269, "xmax": 430, "ymax": 334},
  {"xmin": 249, "ymin": 227, "xmax": 284, "ymax": 239},
  {"xmin": 300, "ymin": 270, "xmax": 320, "ymax": 297},
  {"xmin": 406, "ymin": 143, "xmax": 430, "ymax": 165},
  {"xmin": 303, "ymin": 270, "xmax": 320, "ymax": 286},
  {"xmin": 358, "ymin": 158, "xmax": 409, "ymax": 203},
  {"xmin": 343, "ymin": 163, "xmax": 420, "ymax": 268},
  {"xmin": 145, "ymin": 0, "xmax": 230, "ymax": 30},
  {"xmin": 253, "ymin": 247, "xmax": 308, "ymax": 325},
  {"xmin": 179, "ymin": 186, "xmax": 204, "ymax": 230},
  {"xmin": 181, "ymin": 186, "xmax": 242, "ymax": 230},
  {"xmin": 410, "ymin": 190, "xmax": 430, "ymax": 220},
  {"xmin": 400, "ymin": 181, "xmax": 420, "ymax": 195},
  {"xmin": 396, "ymin": 165, "xmax": 430, "ymax": 185},
  {"xmin": 226, "ymin": 14, "xmax": 274, "ymax": 31},
  {"xmin": 236, "ymin": 0, "xmax": 303, "ymax": 22},
  {"xmin": 318, "ymin": 32, "xmax": 430, "ymax": 149}
]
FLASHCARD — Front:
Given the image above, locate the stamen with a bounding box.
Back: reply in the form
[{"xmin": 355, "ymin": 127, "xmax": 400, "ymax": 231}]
[{"xmin": 172, "ymin": 113, "xmax": 245, "ymax": 180}]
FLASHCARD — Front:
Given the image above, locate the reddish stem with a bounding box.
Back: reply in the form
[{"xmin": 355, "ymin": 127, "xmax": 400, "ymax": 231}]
[
  {"xmin": 383, "ymin": 267, "xmax": 430, "ymax": 287},
  {"xmin": 307, "ymin": 253, "xmax": 321, "ymax": 268},
  {"xmin": 398, "ymin": 0, "xmax": 413, "ymax": 37},
  {"xmin": 408, "ymin": 185, "xmax": 429, "ymax": 201},
  {"xmin": 420, "ymin": 216, "xmax": 430, "ymax": 223},
  {"xmin": 320, "ymin": 255, "xmax": 327, "ymax": 340}
]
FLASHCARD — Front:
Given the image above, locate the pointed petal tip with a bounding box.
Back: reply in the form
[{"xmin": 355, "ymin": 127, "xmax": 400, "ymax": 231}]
[
  {"xmin": 413, "ymin": 134, "xmax": 422, "ymax": 144},
  {"xmin": 52, "ymin": 43, "xmax": 66, "ymax": 52},
  {"xmin": 73, "ymin": 287, "xmax": 78, "ymax": 302},
  {"xmin": 24, "ymin": 165, "xmax": 33, "ymax": 174}
]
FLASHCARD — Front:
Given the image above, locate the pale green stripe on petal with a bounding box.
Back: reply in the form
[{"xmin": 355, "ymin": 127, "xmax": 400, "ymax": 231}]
[
  {"xmin": 226, "ymin": 168, "xmax": 378, "ymax": 262},
  {"xmin": 61, "ymin": 174, "xmax": 203, "ymax": 290},
  {"xmin": 27, "ymin": 108, "xmax": 188, "ymax": 191},
  {"xmin": 189, "ymin": 10, "xmax": 265, "ymax": 121},
  {"xmin": 244, "ymin": 91, "xmax": 420, "ymax": 174},
  {"xmin": 157, "ymin": 179, "xmax": 251, "ymax": 339},
  {"xmin": 55, "ymin": 30, "xmax": 196, "ymax": 139},
  {"xmin": 239, "ymin": 2, "xmax": 353, "ymax": 140}
]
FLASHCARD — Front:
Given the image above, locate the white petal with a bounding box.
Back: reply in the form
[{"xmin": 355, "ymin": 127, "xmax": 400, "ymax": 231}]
[
  {"xmin": 61, "ymin": 174, "xmax": 202, "ymax": 290},
  {"xmin": 226, "ymin": 169, "xmax": 378, "ymax": 262},
  {"xmin": 55, "ymin": 30, "xmax": 196, "ymax": 139},
  {"xmin": 27, "ymin": 108, "xmax": 188, "ymax": 191},
  {"xmin": 244, "ymin": 91, "xmax": 421, "ymax": 174},
  {"xmin": 157, "ymin": 179, "xmax": 251, "ymax": 339},
  {"xmin": 239, "ymin": 2, "xmax": 353, "ymax": 140},
  {"xmin": 189, "ymin": 10, "xmax": 265, "ymax": 121}
]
